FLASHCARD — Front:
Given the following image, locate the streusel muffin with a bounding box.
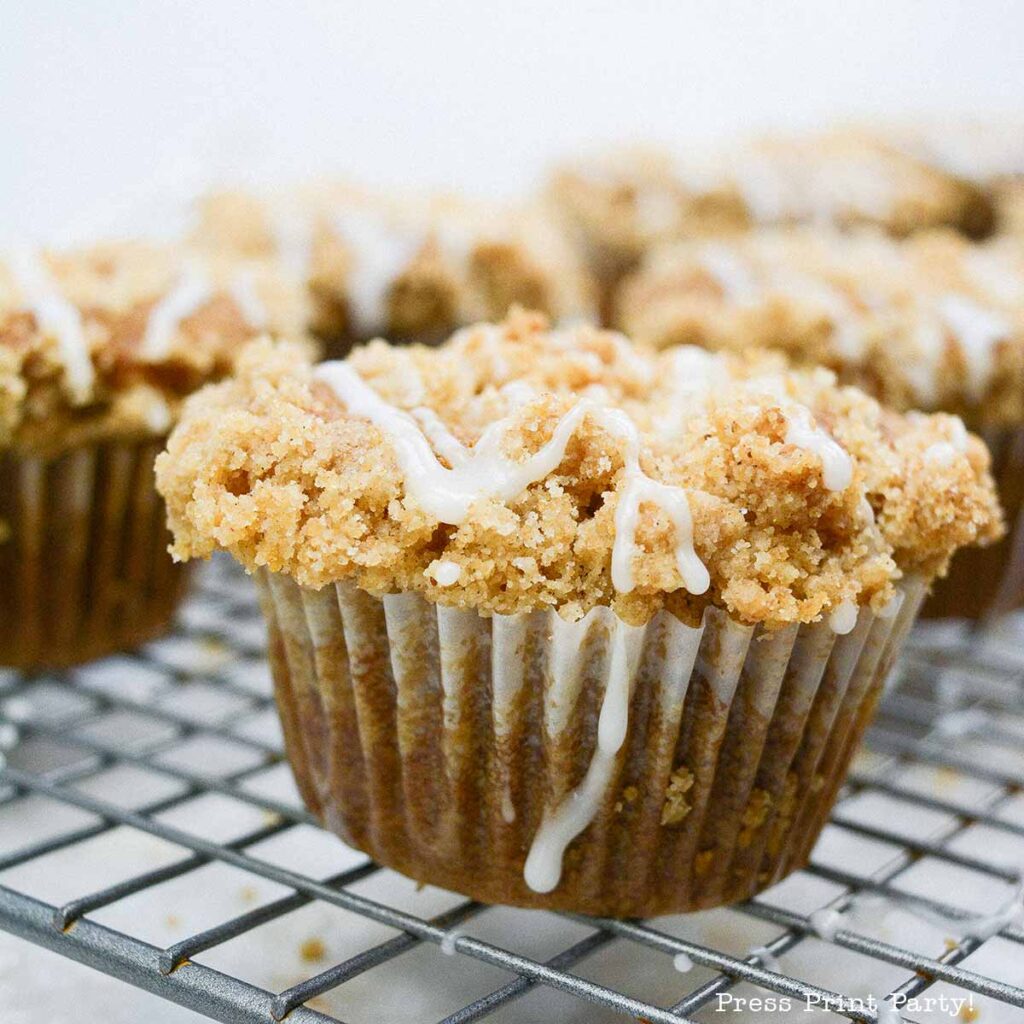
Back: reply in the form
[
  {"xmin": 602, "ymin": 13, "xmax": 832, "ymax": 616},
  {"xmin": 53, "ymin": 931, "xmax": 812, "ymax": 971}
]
[
  {"xmin": 192, "ymin": 184, "xmax": 596, "ymax": 354},
  {"xmin": 0, "ymin": 240, "xmax": 311, "ymax": 667},
  {"xmin": 616, "ymin": 227, "xmax": 1024, "ymax": 618},
  {"xmin": 547, "ymin": 130, "xmax": 993, "ymax": 309},
  {"xmin": 880, "ymin": 119, "xmax": 1024, "ymax": 239},
  {"xmin": 157, "ymin": 311, "xmax": 999, "ymax": 915}
]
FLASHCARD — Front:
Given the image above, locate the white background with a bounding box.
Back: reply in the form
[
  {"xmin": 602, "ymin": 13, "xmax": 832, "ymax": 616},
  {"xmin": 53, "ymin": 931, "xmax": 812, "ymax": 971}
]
[
  {"xmin": 2, "ymin": 3, "xmax": 1024, "ymax": 1021},
  {"xmin": 3, "ymin": 1, "xmax": 1024, "ymax": 246}
]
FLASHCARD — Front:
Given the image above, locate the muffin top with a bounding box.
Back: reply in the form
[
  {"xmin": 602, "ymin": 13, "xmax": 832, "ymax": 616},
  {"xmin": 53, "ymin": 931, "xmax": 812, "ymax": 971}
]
[
  {"xmin": 617, "ymin": 228, "xmax": 1024, "ymax": 430},
  {"xmin": 157, "ymin": 310, "xmax": 1001, "ymax": 629},
  {"xmin": 192, "ymin": 183, "xmax": 596, "ymax": 343},
  {"xmin": 0, "ymin": 240, "xmax": 312, "ymax": 455},
  {"xmin": 879, "ymin": 118, "xmax": 1024, "ymax": 186},
  {"xmin": 547, "ymin": 130, "xmax": 992, "ymax": 274}
]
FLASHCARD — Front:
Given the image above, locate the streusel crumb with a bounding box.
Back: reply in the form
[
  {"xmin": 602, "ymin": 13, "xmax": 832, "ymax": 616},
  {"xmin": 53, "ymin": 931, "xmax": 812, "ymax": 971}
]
[
  {"xmin": 157, "ymin": 311, "xmax": 1001, "ymax": 628},
  {"xmin": 617, "ymin": 227, "xmax": 1024, "ymax": 429},
  {"xmin": 0, "ymin": 241, "xmax": 313, "ymax": 455},
  {"xmin": 193, "ymin": 184, "xmax": 596, "ymax": 346},
  {"xmin": 547, "ymin": 129, "xmax": 992, "ymax": 287}
]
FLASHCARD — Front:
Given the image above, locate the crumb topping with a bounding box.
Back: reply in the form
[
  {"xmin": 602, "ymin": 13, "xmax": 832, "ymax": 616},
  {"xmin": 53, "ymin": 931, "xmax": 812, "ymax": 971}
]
[
  {"xmin": 617, "ymin": 227, "xmax": 1024, "ymax": 429},
  {"xmin": 0, "ymin": 241, "xmax": 313, "ymax": 454},
  {"xmin": 192, "ymin": 184, "xmax": 596, "ymax": 344},
  {"xmin": 156, "ymin": 311, "xmax": 1002, "ymax": 628},
  {"xmin": 877, "ymin": 118, "xmax": 1024, "ymax": 187},
  {"xmin": 547, "ymin": 131, "xmax": 992, "ymax": 280}
]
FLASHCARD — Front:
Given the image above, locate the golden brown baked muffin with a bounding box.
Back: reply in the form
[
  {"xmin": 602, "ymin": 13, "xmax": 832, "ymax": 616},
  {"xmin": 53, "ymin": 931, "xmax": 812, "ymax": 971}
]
[
  {"xmin": 617, "ymin": 227, "xmax": 1024, "ymax": 618},
  {"xmin": 192, "ymin": 183, "xmax": 597, "ymax": 355},
  {"xmin": 157, "ymin": 311, "xmax": 1000, "ymax": 915},
  {"xmin": 878, "ymin": 119, "xmax": 1024, "ymax": 239},
  {"xmin": 547, "ymin": 130, "xmax": 993, "ymax": 309},
  {"xmin": 0, "ymin": 240, "xmax": 312, "ymax": 667}
]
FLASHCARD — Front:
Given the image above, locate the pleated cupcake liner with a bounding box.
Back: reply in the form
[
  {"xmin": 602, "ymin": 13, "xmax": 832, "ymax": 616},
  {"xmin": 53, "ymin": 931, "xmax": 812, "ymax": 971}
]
[
  {"xmin": 0, "ymin": 440, "xmax": 190, "ymax": 669},
  {"xmin": 256, "ymin": 569, "xmax": 926, "ymax": 917},
  {"xmin": 923, "ymin": 423, "xmax": 1024, "ymax": 620}
]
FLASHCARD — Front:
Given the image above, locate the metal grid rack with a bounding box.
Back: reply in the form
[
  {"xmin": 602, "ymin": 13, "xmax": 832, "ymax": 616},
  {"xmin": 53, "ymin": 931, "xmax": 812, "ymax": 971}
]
[{"xmin": 2, "ymin": 557, "xmax": 1024, "ymax": 1024}]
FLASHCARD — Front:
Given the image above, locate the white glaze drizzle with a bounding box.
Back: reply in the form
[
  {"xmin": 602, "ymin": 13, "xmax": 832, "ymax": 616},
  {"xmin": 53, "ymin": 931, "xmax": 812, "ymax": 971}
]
[
  {"xmin": 768, "ymin": 267, "xmax": 865, "ymax": 360},
  {"xmin": 315, "ymin": 362, "xmax": 709, "ymax": 596},
  {"xmin": 699, "ymin": 243, "xmax": 866, "ymax": 359},
  {"xmin": 920, "ymin": 413, "xmax": 970, "ymax": 468},
  {"xmin": 947, "ymin": 416, "xmax": 969, "ymax": 451},
  {"xmin": 7, "ymin": 249, "xmax": 95, "ymax": 403},
  {"xmin": 749, "ymin": 944, "xmax": 781, "ymax": 973},
  {"xmin": 809, "ymin": 906, "xmax": 844, "ymax": 940},
  {"xmin": 439, "ymin": 928, "xmax": 465, "ymax": 955},
  {"xmin": 965, "ymin": 247, "xmax": 1024, "ymax": 306},
  {"xmin": 268, "ymin": 202, "xmax": 314, "ymax": 282},
  {"xmin": 937, "ymin": 293, "xmax": 1013, "ymax": 401},
  {"xmin": 428, "ymin": 560, "xmax": 462, "ymax": 586},
  {"xmin": 904, "ymin": 316, "xmax": 946, "ymax": 407},
  {"xmin": 698, "ymin": 243, "xmax": 760, "ymax": 301},
  {"xmin": 877, "ymin": 590, "xmax": 904, "ymax": 620},
  {"xmin": 672, "ymin": 952, "xmax": 694, "ymax": 973},
  {"xmin": 828, "ymin": 600, "xmax": 859, "ymax": 635},
  {"xmin": 332, "ymin": 208, "xmax": 423, "ymax": 334},
  {"xmin": 782, "ymin": 405, "xmax": 853, "ymax": 491},
  {"xmin": 523, "ymin": 620, "xmax": 644, "ymax": 893},
  {"xmin": 228, "ymin": 265, "xmax": 268, "ymax": 329},
  {"xmin": 653, "ymin": 346, "xmax": 728, "ymax": 440},
  {"xmin": 633, "ymin": 189, "xmax": 679, "ymax": 235},
  {"xmin": 600, "ymin": 406, "xmax": 709, "ymax": 595},
  {"xmin": 874, "ymin": 995, "xmax": 903, "ymax": 1024},
  {"xmin": 411, "ymin": 407, "xmax": 468, "ymax": 466},
  {"xmin": 924, "ymin": 442, "xmax": 958, "ymax": 467},
  {"xmin": 742, "ymin": 374, "xmax": 853, "ymax": 492},
  {"xmin": 725, "ymin": 146, "xmax": 898, "ymax": 225},
  {"xmin": 848, "ymin": 892, "xmax": 893, "ymax": 934},
  {"xmin": 140, "ymin": 264, "xmax": 213, "ymax": 359}
]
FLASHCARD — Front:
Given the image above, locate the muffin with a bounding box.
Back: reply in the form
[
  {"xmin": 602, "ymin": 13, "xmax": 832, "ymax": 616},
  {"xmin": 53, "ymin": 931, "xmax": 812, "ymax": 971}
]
[
  {"xmin": 879, "ymin": 119, "xmax": 1024, "ymax": 239},
  {"xmin": 546, "ymin": 129, "xmax": 993, "ymax": 310},
  {"xmin": 156, "ymin": 311, "xmax": 999, "ymax": 916},
  {"xmin": 0, "ymin": 240, "xmax": 311, "ymax": 668},
  {"xmin": 617, "ymin": 228, "xmax": 1024, "ymax": 618},
  {"xmin": 192, "ymin": 183, "xmax": 596, "ymax": 354}
]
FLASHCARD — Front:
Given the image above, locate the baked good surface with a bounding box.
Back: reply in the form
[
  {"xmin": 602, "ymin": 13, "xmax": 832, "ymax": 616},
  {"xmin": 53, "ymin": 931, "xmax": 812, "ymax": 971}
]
[
  {"xmin": 0, "ymin": 240, "xmax": 312, "ymax": 456},
  {"xmin": 547, "ymin": 130, "xmax": 993, "ymax": 282},
  {"xmin": 873, "ymin": 119, "xmax": 1024, "ymax": 239},
  {"xmin": 879, "ymin": 118, "xmax": 1024, "ymax": 186},
  {"xmin": 617, "ymin": 227, "xmax": 1024, "ymax": 430},
  {"xmin": 157, "ymin": 311, "xmax": 1001, "ymax": 630},
  {"xmin": 192, "ymin": 184, "xmax": 596, "ymax": 345}
]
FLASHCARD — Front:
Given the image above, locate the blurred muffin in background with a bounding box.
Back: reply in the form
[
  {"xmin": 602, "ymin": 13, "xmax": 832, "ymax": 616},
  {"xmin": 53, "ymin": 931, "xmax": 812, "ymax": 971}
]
[
  {"xmin": 192, "ymin": 183, "xmax": 597, "ymax": 355},
  {"xmin": 0, "ymin": 240, "xmax": 313, "ymax": 668},
  {"xmin": 546, "ymin": 129, "xmax": 993, "ymax": 311},
  {"xmin": 156, "ymin": 312, "xmax": 1000, "ymax": 915},
  {"xmin": 617, "ymin": 226, "xmax": 1024, "ymax": 617},
  {"xmin": 877, "ymin": 118, "xmax": 1024, "ymax": 240}
]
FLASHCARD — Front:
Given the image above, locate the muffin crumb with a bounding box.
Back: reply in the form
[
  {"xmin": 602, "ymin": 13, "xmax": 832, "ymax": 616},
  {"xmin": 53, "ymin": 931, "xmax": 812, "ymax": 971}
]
[{"xmin": 157, "ymin": 312, "xmax": 1002, "ymax": 628}]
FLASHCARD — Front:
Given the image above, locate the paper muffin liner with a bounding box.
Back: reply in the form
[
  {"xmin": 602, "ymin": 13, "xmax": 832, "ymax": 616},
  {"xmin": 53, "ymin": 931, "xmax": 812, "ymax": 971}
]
[
  {"xmin": 0, "ymin": 440, "xmax": 190, "ymax": 669},
  {"xmin": 923, "ymin": 424, "xmax": 1024, "ymax": 620},
  {"xmin": 256, "ymin": 569, "xmax": 926, "ymax": 916}
]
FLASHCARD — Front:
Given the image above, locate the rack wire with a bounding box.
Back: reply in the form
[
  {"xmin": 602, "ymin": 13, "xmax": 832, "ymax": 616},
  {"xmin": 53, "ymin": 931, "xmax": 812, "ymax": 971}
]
[{"xmin": 2, "ymin": 557, "xmax": 1024, "ymax": 1023}]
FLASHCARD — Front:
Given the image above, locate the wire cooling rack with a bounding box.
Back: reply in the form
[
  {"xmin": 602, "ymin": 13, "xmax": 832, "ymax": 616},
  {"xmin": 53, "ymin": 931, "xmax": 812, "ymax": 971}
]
[{"xmin": 2, "ymin": 557, "xmax": 1024, "ymax": 1024}]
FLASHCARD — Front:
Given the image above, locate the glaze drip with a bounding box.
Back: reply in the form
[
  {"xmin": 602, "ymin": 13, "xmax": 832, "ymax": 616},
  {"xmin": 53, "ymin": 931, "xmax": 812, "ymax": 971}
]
[
  {"xmin": 315, "ymin": 362, "xmax": 710, "ymax": 596},
  {"xmin": 141, "ymin": 264, "xmax": 213, "ymax": 359},
  {"xmin": 8, "ymin": 249, "xmax": 95, "ymax": 403}
]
